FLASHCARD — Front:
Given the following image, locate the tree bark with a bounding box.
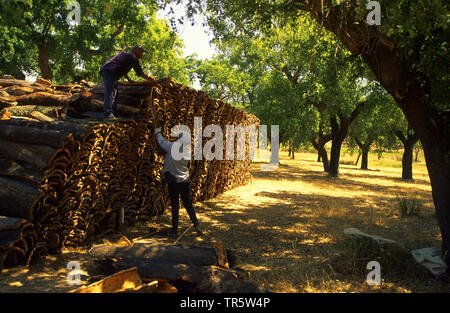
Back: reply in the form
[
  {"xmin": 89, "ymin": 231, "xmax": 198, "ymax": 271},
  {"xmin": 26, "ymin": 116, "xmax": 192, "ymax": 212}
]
[
  {"xmin": 302, "ymin": 0, "xmax": 450, "ymax": 265},
  {"xmin": 354, "ymin": 153, "xmax": 361, "ymax": 166},
  {"xmin": 0, "ymin": 176, "xmax": 42, "ymax": 219},
  {"xmin": 78, "ymin": 91, "xmax": 141, "ymax": 116},
  {"xmin": 328, "ymin": 136, "xmax": 344, "ymax": 177},
  {"xmin": 311, "ymin": 131, "xmax": 331, "ymax": 172},
  {"xmin": 111, "ymin": 259, "xmax": 262, "ymax": 293},
  {"xmin": 89, "ymin": 243, "xmax": 240, "ymax": 268},
  {"xmin": 354, "ymin": 137, "xmax": 372, "ymax": 170},
  {"xmin": 329, "ymin": 104, "xmax": 364, "ymax": 177},
  {"xmin": 396, "ymin": 131, "xmax": 419, "ymax": 180},
  {"xmin": 0, "ymin": 123, "xmax": 68, "ymax": 148},
  {"xmin": 37, "ymin": 44, "xmax": 52, "ymax": 81},
  {"xmin": 0, "ymin": 216, "xmax": 31, "ymax": 231},
  {"xmin": 361, "ymin": 150, "xmax": 369, "ymax": 170},
  {"xmin": 414, "ymin": 147, "xmax": 420, "ymax": 162},
  {"xmin": 0, "ymin": 92, "xmax": 80, "ymax": 108},
  {"xmin": 0, "ymin": 139, "xmax": 57, "ymax": 171}
]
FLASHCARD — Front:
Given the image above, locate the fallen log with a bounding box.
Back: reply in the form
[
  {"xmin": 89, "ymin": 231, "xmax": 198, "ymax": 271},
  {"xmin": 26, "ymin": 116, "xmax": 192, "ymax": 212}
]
[
  {"xmin": 0, "ymin": 92, "xmax": 80, "ymax": 108},
  {"xmin": 0, "ymin": 98, "xmax": 17, "ymax": 109},
  {"xmin": 89, "ymin": 243, "xmax": 240, "ymax": 267},
  {"xmin": 0, "ymin": 216, "xmax": 30, "ymax": 231},
  {"xmin": 0, "ymin": 119, "xmax": 96, "ymax": 140},
  {"xmin": 78, "ymin": 91, "xmax": 141, "ymax": 116},
  {"xmin": 0, "ymin": 139, "xmax": 57, "ymax": 170},
  {"xmin": 0, "ymin": 79, "xmax": 35, "ymax": 88},
  {"xmin": 0, "ymin": 105, "xmax": 63, "ymax": 119},
  {"xmin": 0, "ymin": 124, "xmax": 68, "ymax": 148},
  {"xmin": 0, "ymin": 86, "xmax": 36, "ymax": 96},
  {"xmin": 85, "ymin": 99, "xmax": 141, "ymax": 116},
  {"xmin": 90, "ymin": 85, "xmax": 154, "ymax": 96},
  {"xmin": 36, "ymin": 78, "xmax": 51, "ymax": 86},
  {"xmin": 0, "ymin": 229, "xmax": 22, "ymax": 240},
  {"xmin": 213, "ymin": 242, "xmax": 229, "ymax": 269},
  {"xmin": 0, "ymin": 172, "xmax": 42, "ymax": 189},
  {"xmin": 30, "ymin": 111, "xmax": 55, "ymax": 122},
  {"xmin": 86, "ymin": 90, "xmax": 143, "ymax": 107},
  {"xmin": 112, "ymin": 259, "xmax": 262, "ymax": 293},
  {"xmin": 0, "ymin": 177, "xmax": 42, "ymax": 219}
]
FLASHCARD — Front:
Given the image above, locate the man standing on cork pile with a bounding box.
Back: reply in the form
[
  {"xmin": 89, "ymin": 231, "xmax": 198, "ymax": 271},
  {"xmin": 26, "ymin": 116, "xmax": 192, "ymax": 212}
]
[{"xmin": 99, "ymin": 45, "xmax": 155, "ymax": 119}]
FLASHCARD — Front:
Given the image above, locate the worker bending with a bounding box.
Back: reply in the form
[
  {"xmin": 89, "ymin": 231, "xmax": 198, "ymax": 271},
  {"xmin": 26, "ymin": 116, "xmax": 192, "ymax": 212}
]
[{"xmin": 99, "ymin": 45, "xmax": 153, "ymax": 119}]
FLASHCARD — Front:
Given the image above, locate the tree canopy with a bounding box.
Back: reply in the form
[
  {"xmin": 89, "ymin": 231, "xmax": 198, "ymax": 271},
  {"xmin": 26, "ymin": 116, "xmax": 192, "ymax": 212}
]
[{"xmin": 0, "ymin": 0, "xmax": 191, "ymax": 84}]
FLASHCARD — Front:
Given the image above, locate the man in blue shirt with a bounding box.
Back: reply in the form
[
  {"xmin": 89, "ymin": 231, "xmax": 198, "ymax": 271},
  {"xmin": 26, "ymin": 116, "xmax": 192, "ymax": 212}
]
[{"xmin": 100, "ymin": 45, "xmax": 153, "ymax": 119}]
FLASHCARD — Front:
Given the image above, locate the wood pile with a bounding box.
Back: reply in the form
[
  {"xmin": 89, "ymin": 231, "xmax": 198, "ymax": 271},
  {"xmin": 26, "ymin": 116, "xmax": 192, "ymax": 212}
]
[
  {"xmin": 0, "ymin": 76, "xmax": 259, "ymax": 271},
  {"xmin": 89, "ymin": 242, "xmax": 264, "ymax": 293}
]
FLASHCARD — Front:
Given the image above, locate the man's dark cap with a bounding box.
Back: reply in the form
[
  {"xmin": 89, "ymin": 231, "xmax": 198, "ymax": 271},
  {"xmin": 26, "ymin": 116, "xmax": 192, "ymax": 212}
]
[{"xmin": 131, "ymin": 45, "xmax": 147, "ymax": 53}]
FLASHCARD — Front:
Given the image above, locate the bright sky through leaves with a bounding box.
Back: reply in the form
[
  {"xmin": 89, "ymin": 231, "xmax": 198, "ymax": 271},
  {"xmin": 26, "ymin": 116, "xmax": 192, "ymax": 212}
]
[{"xmin": 156, "ymin": 2, "xmax": 216, "ymax": 60}]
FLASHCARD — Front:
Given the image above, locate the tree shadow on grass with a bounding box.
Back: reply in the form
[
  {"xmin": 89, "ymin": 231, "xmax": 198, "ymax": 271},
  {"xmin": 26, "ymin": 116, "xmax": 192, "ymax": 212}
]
[
  {"xmin": 194, "ymin": 187, "xmax": 443, "ymax": 292},
  {"xmin": 250, "ymin": 161, "xmax": 432, "ymax": 200}
]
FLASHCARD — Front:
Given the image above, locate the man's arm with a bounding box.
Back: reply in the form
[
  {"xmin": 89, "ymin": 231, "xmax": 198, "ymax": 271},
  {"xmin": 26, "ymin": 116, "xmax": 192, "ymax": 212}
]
[
  {"xmin": 133, "ymin": 60, "xmax": 154, "ymax": 80},
  {"xmin": 156, "ymin": 132, "xmax": 172, "ymax": 153},
  {"xmin": 140, "ymin": 72, "xmax": 155, "ymax": 80},
  {"xmin": 154, "ymin": 117, "xmax": 172, "ymax": 153}
]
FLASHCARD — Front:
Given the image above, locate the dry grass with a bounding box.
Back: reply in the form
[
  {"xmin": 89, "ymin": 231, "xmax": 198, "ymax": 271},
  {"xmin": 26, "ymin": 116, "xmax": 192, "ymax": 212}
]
[{"xmin": 1, "ymin": 151, "xmax": 449, "ymax": 293}]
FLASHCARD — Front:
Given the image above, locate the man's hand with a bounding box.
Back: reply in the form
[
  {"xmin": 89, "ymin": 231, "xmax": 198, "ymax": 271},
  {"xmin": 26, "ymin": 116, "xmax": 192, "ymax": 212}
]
[{"xmin": 143, "ymin": 73, "xmax": 155, "ymax": 81}]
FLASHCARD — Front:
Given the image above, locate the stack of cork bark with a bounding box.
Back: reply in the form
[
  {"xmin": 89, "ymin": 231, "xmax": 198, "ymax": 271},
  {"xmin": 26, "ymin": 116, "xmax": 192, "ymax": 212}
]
[{"xmin": 0, "ymin": 76, "xmax": 259, "ymax": 271}]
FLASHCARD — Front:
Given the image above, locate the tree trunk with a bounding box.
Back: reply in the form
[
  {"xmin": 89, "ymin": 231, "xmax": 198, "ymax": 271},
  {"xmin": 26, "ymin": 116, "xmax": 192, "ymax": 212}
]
[
  {"xmin": 360, "ymin": 24, "xmax": 450, "ymax": 266},
  {"xmin": 402, "ymin": 144, "xmax": 414, "ymax": 180},
  {"xmin": 305, "ymin": 0, "xmax": 450, "ymax": 267},
  {"xmin": 311, "ymin": 132, "xmax": 331, "ymax": 173},
  {"xmin": 361, "ymin": 149, "xmax": 369, "ymax": 170},
  {"xmin": 354, "ymin": 138, "xmax": 371, "ymax": 170},
  {"xmin": 319, "ymin": 147, "xmax": 329, "ymax": 172},
  {"xmin": 0, "ymin": 123, "xmax": 68, "ymax": 148},
  {"xmin": 329, "ymin": 137, "xmax": 344, "ymax": 177},
  {"xmin": 328, "ymin": 119, "xmax": 347, "ymax": 177},
  {"xmin": 0, "ymin": 176, "xmax": 42, "ymax": 219},
  {"xmin": 317, "ymin": 151, "xmax": 321, "ymax": 162},
  {"xmin": 111, "ymin": 259, "xmax": 262, "ymax": 293},
  {"xmin": 414, "ymin": 147, "xmax": 420, "ymax": 162},
  {"xmin": 0, "ymin": 92, "xmax": 80, "ymax": 108},
  {"xmin": 396, "ymin": 131, "xmax": 419, "ymax": 180},
  {"xmin": 312, "ymin": 141, "xmax": 329, "ymax": 172},
  {"xmin": 355, "ymin": 153, "xmax": 361, "ymax": 166},
  {"xmin": 328, "ymin": 105, "xmax": 363, "ymax": 177},
  {"xmin": 424, "ymin": 147, "xmax": 450, "ymax": 267},
  {"xmin": 78, "ymin": 92, "xmax": 141, "ymax": 117},
  {"xmin": 89, "ymin": 243, "xmax": 240, "ymax": 268},
  {"xmin": 37, "ymin": 44, "xmax": 52, "ymax": 81},
  {"xmin": 0, "ymin": 139, "xmax": 57, "ymax": 171}
]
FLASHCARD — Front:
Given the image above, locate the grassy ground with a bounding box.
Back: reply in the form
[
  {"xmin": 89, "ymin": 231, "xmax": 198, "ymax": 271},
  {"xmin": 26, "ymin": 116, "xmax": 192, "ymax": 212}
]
[{"xmin": 1, "ymin": 150, "xmax": 449, "ymax": 293}]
